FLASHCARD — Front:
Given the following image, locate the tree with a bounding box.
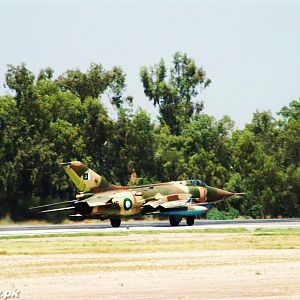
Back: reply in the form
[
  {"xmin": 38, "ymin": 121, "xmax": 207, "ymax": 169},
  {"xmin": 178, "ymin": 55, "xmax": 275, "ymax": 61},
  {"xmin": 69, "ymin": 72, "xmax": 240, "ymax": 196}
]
[
  {"xmin": 278, "ymin": 99, "xmax": 300, "ymax": 166},
  {"xmin": 5, "ymin": 64, "xmax": 35, "ymax": 104},
  {"xmin": 140, "ymin": 52, "xmax": 211, "ymax": 135},
  {"xmin": 277, "ymin": 99, "xmax": 300, "ymax": 216},
  {"xmin": 56, "ymin": 63, "xmax": 127, "ymax": 108},
  {"xmin": 127, "ymin": 109, "xmax": 155, "ymax": 182}
]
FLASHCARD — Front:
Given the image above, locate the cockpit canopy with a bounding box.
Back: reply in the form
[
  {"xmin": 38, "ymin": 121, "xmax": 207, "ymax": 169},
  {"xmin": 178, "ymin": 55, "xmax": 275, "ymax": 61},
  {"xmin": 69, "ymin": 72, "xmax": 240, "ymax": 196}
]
[{"xmin": 188, "ymin": 179, "xmax": 207, "ymax": 187}]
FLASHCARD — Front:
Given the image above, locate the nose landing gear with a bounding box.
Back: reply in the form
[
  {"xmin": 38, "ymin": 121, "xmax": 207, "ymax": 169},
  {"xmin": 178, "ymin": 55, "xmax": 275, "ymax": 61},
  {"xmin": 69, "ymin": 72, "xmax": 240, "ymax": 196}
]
[{"xmin": 186, "ymin": 216, "xmax": 195, "ymax": 226}]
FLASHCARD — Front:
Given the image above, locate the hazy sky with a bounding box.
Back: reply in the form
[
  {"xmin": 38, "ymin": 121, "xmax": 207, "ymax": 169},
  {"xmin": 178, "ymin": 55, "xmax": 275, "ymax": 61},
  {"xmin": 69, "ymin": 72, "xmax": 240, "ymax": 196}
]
[{"xmin": 1, "ymin": 0, "xmax": 299, "ymax": 128}]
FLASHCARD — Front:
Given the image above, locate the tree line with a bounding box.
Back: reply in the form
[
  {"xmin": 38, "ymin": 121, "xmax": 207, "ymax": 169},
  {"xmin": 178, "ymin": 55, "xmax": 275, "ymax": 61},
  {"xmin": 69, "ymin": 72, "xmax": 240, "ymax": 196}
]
[{"xmin": 0, "ymin": 52, "xmax": 299, "ymax": 221}]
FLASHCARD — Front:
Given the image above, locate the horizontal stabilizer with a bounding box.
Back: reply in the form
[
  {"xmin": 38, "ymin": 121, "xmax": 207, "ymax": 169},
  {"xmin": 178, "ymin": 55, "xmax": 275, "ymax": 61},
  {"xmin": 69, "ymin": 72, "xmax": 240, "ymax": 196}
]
[
  {"xmin": 30, "ymin": 200, "xmax": 75, "ymax": 210},
  {"xmin": 37, "ymin": 207, "xmax": 75, "ymax": 214}
]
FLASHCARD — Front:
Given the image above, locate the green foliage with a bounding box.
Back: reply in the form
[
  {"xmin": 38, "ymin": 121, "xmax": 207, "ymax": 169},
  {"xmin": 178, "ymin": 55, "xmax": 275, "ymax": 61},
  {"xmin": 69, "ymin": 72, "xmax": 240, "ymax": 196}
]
[
  {"xmin": 56, "ymin": 63, "xmax": 126, "ymax": 108},
  {"xmin": 247, "ymin": 204, "xmax": 263, "ymax": 219},
  {"xmin": 140, "ymin": 52, "xmax": 211, "ymax": 135},
  {"xmin": 0, "ymin": 57, "xmax": 299, "ymax": 221},
  {"xmin": 206, "ymin": 207, "xmax": 240, "ymax": 220}
]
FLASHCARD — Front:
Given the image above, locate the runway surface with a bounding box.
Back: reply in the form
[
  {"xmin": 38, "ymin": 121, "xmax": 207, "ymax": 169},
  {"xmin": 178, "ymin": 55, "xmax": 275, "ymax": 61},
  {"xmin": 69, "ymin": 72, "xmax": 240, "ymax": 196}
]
[{"xmin": 0, "ymin": 218, "xmax": 299, "ymax": 237}]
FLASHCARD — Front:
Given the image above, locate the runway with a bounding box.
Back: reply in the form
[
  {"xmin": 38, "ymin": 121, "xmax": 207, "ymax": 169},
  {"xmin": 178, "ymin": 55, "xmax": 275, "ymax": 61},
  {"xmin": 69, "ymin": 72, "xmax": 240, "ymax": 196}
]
[{"xmin": 1, "ymin": 218, "xmax": 299, "ymax": 237}]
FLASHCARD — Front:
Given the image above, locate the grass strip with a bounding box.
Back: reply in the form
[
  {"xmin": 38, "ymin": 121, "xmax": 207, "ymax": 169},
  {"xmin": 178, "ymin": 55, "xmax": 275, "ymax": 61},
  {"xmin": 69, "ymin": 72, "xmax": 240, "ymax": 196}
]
[
  {"xmin": 0, "ymin": 227, "xmax": 249, "ymax": 240},
  {"xmin": 0, "ymin": 228, "xmax": 299, "ymax": 256}
]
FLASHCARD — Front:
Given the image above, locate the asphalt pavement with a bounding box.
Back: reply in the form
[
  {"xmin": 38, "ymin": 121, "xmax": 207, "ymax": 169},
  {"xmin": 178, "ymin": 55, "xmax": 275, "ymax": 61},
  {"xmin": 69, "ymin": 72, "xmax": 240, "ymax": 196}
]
[{"xmin": 0, "ymin": 218, "xmax": 299, "ymax": 237}]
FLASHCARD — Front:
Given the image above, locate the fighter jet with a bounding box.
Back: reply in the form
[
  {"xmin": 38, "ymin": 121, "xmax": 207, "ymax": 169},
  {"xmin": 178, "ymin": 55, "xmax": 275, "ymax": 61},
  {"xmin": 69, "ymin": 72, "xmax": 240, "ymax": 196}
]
[{"xmin": 31, "ymin": 161, "xmax": 243, "ymax": 227}]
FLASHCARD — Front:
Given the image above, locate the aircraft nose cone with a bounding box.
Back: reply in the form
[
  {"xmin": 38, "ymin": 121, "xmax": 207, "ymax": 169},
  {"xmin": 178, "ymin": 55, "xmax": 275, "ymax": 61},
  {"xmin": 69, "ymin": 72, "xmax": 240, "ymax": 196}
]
[
  {"xmin": 206, "ymin": 186, "xmax": 234, "ymax": 201},
  {"xmin": 215, "ymin": 188, "xmax": 234, "ymax": 200}
]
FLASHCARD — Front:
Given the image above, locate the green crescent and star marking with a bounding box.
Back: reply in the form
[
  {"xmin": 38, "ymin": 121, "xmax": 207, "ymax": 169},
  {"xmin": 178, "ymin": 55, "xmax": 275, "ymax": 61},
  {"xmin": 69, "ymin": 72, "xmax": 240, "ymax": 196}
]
[
  {"xmin": 123, "ymin": 198, "xmax": 132, "ymax": 210},
  {"xmin": 83, "ymin": 173, "xmax": 90, "ymax": 180}
]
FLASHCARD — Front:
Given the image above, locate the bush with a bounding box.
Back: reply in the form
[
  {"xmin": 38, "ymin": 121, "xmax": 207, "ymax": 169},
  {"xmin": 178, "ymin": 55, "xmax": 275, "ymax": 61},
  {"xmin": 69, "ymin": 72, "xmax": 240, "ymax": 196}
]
[
  {"xmin": 247, "ymin": 204, "xmax": 262, "ymax": 218},
  {"xmin": 206, "ymin": 207, "xmax": 239, "ymax": 220}
]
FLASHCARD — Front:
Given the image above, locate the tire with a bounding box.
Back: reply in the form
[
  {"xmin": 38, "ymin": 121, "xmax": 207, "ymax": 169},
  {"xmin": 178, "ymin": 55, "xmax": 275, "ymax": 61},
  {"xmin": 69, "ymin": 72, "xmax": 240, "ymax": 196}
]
[
  {"xmin": 169, "ymin": 216, "xmax": 182, "ymax": 226},
  {"xmin": 186, "ymin": 216, "xmax": 195, "ymax": 226},
  {"xmin": 110, "ymin": 218, "xmax": 121, "ymax": 227}
]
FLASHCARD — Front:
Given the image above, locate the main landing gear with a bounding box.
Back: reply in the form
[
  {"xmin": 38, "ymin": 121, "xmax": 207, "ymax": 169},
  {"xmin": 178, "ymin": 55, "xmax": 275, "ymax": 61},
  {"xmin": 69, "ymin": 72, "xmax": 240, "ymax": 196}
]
[
  {"xmin": 110, "ymin": 217, "xmax": 121, "ymax": 227},
  {"xmin": 169, "ymin": 216, "xmax": 182, "ymax": 226},
  {"xmin": 169, "ymin": 216, "xmax": 195, "ymax": 226}
]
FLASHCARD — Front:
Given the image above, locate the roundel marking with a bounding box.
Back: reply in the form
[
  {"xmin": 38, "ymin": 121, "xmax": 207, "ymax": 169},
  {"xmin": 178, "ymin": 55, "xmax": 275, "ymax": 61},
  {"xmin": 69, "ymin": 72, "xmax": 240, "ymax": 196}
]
[{"xmin": 124, "ymin": 198, "xmax": 132, "ymax": 211}]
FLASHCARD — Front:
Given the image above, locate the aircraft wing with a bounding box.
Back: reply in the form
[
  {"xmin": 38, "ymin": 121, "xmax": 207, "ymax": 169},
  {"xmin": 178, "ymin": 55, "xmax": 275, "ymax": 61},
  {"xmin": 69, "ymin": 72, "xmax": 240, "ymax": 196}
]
[
  {"xmin": 143, "ymin": 193, "xmax": 191, "ymax": 210},
  {"xmin": 158, "ymin": 200, "xmax": 188, "ymax": 209},
  {"xmin": 85, "ymin": 195, "xmax": 113, "ymax": 207}
]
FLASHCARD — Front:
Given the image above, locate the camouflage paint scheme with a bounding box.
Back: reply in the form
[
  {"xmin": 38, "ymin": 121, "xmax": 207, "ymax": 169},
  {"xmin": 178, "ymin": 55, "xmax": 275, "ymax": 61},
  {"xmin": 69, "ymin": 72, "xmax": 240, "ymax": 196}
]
[{"xmin": 33, "ymin": 161, "xmax": 242, "ymax": 227}]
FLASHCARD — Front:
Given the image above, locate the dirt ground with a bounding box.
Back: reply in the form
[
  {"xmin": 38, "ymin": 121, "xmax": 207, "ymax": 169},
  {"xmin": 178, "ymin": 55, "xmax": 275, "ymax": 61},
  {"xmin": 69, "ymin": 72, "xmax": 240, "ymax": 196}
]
[
  {"xmin": 1, "ymin": 233, "xmax": 300, "ymax": 299},
  {"xmin": 0, "ymin": 231, "xmax": 300, "ymax": 300}
]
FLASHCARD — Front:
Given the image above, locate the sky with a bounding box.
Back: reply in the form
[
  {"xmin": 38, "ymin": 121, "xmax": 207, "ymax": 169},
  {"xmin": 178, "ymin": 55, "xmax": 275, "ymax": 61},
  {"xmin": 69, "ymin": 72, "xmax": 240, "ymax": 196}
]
[{"xmin": 0, "ymin": 0, "xmax": 299, "ymax": 128}]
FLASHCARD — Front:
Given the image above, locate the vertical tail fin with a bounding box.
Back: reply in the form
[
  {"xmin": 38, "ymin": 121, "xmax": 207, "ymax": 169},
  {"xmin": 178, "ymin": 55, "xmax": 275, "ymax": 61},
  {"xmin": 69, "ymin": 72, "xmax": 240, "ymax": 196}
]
[{"xmin": 61, "ymin": 161, "xmax": 113, "ymax": 193}]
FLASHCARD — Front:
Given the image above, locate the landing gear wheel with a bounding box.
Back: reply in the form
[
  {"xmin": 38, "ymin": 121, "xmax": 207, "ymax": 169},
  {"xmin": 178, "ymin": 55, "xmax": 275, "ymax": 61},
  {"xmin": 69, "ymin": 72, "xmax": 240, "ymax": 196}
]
[
  {"xmin": 186, "ymin": 216, "xmax": 195, "ymax": 226},
  {"xmin": 169, "ymin": 216, "xmax": 182, "ymax": 226},
  {"xmin": 110, "ymin": 217, "xmax": 121, "ymax": 227}
]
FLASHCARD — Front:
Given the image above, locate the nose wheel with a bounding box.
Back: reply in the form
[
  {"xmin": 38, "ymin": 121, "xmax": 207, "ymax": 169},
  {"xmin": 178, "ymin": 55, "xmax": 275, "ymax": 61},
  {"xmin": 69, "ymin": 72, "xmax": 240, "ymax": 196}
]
[{"xmin": 186, "ymin": 216, "xmax": 195, "ymax": 226}]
